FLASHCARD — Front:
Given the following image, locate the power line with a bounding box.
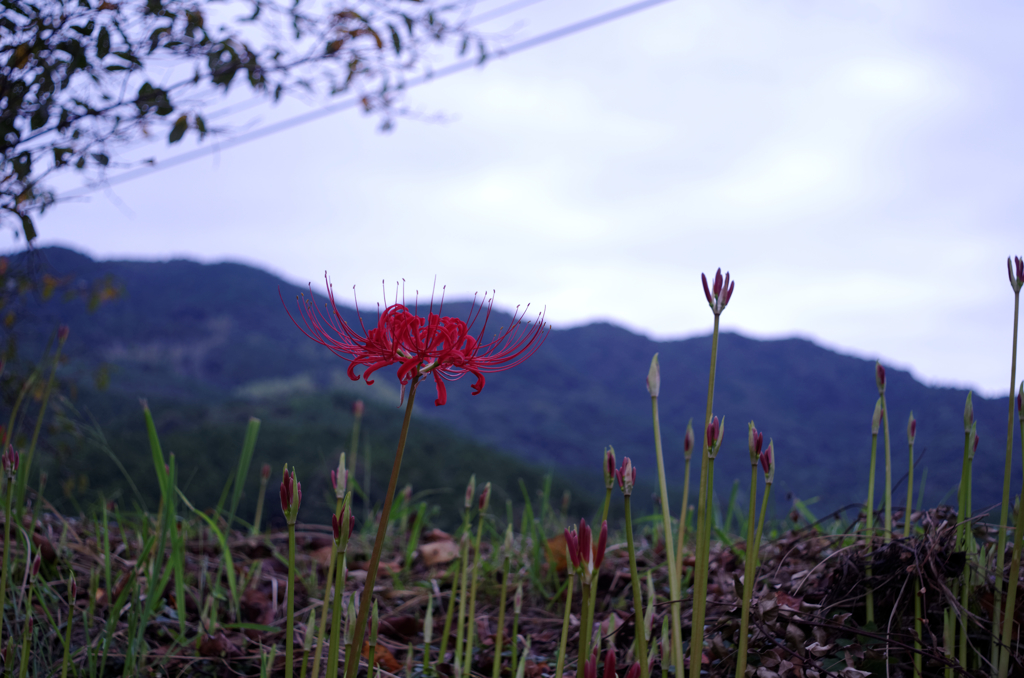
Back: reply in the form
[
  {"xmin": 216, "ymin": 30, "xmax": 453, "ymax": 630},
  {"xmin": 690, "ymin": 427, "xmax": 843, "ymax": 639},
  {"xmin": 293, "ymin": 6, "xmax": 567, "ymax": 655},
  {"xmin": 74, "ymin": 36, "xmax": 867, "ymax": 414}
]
[{"xmin": 61, "ymin": 0, "xmax": 676, "ymax": 199}]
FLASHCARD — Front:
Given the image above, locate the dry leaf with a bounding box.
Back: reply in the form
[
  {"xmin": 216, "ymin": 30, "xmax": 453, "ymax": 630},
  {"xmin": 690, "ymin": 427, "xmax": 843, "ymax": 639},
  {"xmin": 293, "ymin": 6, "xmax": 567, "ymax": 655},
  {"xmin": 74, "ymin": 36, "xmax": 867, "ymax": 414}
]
[{"xmin": 420, "ymin": 540, "xmax": 459, "ymax": 567}]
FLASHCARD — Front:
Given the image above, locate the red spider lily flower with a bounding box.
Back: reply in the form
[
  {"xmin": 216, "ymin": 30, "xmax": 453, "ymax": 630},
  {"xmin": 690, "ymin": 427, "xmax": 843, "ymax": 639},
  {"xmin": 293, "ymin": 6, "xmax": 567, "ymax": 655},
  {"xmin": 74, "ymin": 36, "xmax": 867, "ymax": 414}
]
[
  {"xmin": 875, "ymin": 361, "xmax": 886, "ymax": 393},
  {"xmin": 701, "ymin": 268, "xmax": 735, "ymax": 315},
  {"xmin": 1009, "ymin": 256, "xmax": 1023, "ymax": 292},
  {"xmin": 570, "ymin": 518, "xmax": 608, "ymax": 582},
  {"xmin": 332, "ymin": 508, "xmax": 354, "ymax": 543},
  {"xmin": 748, "ymin": 421, "xmax": 763, "ymax": 464},
  {"xmin": 280, "ymin": 465, "xmax": 301, "ymax": 525},
  {"xmin": 479, "ymin": 482, "xmax": 492, "ymax": 512},
  {"xmin": 604, "ymin": 446, "xmax": 617, "ymax": 490},
  {"xmin": 615, "ymin": 457, "xmax": 636, "ymax": 496},
  {"xmin": 760, "ymin": 439, "xmax": 775, "ymax": 484},
  {"xmin": 907, "ymin": 412, "xmax": 917, "ymax": 445},
  {"xmin": 464, "ymin": 474, "xmax": 476, "ymax": 510},
  {"xmin": 602, "ymin": 648, "xmax": 616, "ymax": 678},
  {"xmin": 624, "ymin": 663, "xmax": 641, "ymax": 678},
  {"xmin": 683, "ymin": 420, "xmax": 695, "ymax": 459},
  {"xmin": 285, "ymin": 278, "xmax": 547, "ymax": 406}
]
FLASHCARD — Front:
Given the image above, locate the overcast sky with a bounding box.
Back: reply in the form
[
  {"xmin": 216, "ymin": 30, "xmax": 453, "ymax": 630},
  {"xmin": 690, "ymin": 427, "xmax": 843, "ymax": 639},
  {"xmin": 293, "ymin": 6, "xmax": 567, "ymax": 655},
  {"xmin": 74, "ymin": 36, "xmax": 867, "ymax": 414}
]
[{"xmin": 27, "ymin": 0, "xmax": 1024, "ymax": 397}]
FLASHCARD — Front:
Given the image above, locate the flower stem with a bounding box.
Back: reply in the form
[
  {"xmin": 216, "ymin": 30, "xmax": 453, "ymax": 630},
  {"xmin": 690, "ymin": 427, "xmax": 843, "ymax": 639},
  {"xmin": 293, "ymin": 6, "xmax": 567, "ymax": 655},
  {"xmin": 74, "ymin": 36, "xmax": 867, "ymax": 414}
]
[
  {"xmin": 18, "ymin": 580, "xmax": 34, "ymax": 678},
  {"xmin": 913, "ymin": 577, "xmax": 923, "ymax": 678},
  {"xmin": 578, "ymin": 580, "xmax": 593, "ymax": 678},
  {"xmin": 650, "ymin": 390, "xmax": 683, "ymax": 675},
  {"xmin": 454, "ymin": 529, "xmax": 471, "ymax": 675},
  {"xmin": 865, "ymin": 430, "xmax": 878, "ymax": 625},
  {"xmin": 998, "ymin": 408, "xmax": 1024, "ymax": 678},
  {"xmin": 0, "ymin": 472, "xmax": 13, "ymax": 645},
  {"xmin": 463, "ymin": 512, "xmax": 486, "ymax": 672},
  {"xmin": 438, "ymin": 558, "xmax": 459, "ymax": 665},
  {"xmin": 675, "ymin": 453, "xmax": 692, "ymax": 584},
  {"xmin": 493, "ymin": 556, "xmax": 512, "ymax": 678},
  {"xmin": 251, "ymin": 471, "xmax": 270, "ymax": 536},
  {"xmin": 904, "ymin": 436, "xmax": 915, "ymax": 538},
  {"xmin": 993, "ymin": 288, "xmax": 1020, "ymax": 672},
  {"xmin": 312, "ymin": 495, "xmax": 345, "ymax": 678},
  {"xmin": 881, "ymin": 392, "xmax": 892, "ymax": 542},
  {"xmin": 554, "ymin": 571, "xmax": 575, "ymax": 678},
  {"xmin": 734, "ymin": 464, "xmax": 759, "ymax": 678},
  {"xmin": 345, "ymin": 376, "xmax": 421, "ymax": 678},
  {"xmin": 624, "ymin": 495, "xmax": 649, "ymax": 678},
  {"xmin": 287, "ymin": 522, "xmax": 297, "ymax": 678},
  {"xmin": 689, "ymin": 313, "xmax": 720, "ymax": 678},
  {"xmin": 327, "ymin": 550, "xmax": 348, "ymax": 678}
]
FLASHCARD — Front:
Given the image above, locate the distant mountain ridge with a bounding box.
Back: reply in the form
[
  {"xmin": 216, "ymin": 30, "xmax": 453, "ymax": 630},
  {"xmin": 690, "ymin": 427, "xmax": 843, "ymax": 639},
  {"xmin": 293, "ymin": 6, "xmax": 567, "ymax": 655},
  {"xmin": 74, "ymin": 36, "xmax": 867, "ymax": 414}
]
[{"xmin": 14, "ymin": 247, "xmax": 1018, "ymax": 516}]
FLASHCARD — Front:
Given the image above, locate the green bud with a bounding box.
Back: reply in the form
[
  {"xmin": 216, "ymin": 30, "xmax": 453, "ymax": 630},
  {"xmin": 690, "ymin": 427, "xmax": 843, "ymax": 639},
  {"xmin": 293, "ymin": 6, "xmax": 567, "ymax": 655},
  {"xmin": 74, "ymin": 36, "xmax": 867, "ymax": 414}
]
[
  {"xmin": 964, "ymin": 391, "xmax": 974, "ymax": 432},
  {"xmin": 646, "ymin": 353, "xmax": 660, "ymax": 398}
]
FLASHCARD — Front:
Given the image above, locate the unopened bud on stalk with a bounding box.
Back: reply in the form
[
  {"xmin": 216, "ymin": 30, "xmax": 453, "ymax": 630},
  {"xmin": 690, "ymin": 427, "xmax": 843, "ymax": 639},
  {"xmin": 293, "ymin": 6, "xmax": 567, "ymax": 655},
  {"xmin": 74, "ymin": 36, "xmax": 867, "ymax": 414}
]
[
  {"xmin": 57, "ymin": 324, "xmax": 70, "ymax": 343},
  {"xmin": 260, "ymin": 463, "xmax": 271, "ymax": 481},
  {"xmin": 603, "ymin": 446, "xmax": 616, "ymax": 490},
  {"xmin": 907, "ymin": 412, "xmax": 917, "ymax": 445},
  {"xmin": 513, "ymin": 582, "xmax": 523, "ymax": 614},
  {"xmin": 615, "ymin": 457, "xmax": 636, "ymax": 496},
  {"xmin": 332, "ymin": 508, "xmax": 352, "ymax": 543},
  {"xmin": 464, "ymin": 474, "xmax": 476, "ymax": 510},
  {"xmin": 701, "ymin": 268, "xmax": 736, "ymax": 314},
  {"xmin": 683, "ymin": 419, "xmax": 695, "ymax": 460},
  {"xmin": 964, "ymin": 391, "xmax": 974, "ymax": 431},
  {"xmin": 584, "ymin": 653, "xmax": 598, "ymax": 678},
  {"xmin": 1008, "ymin": 256, "xmax": 1024, "ymax": 292},
  {"xmin": 332, "ymin": 452, "xmax": 347, "ymax": 499},
  {"xmin": 624, "ymin": 664, "xmax": 641, "ymax": 678},
  {"xmin": 969, "ymin": 423, "xmax": 979, "ymax": 460},
  {"xmin": 872, "ymin": 398, "xmax": 883, "ymax": 435},
  {"xmin": 875, "ymin": 361, "xmax": 886, "ymax": 394},
  {"xmin": 1, "ymin": 445, "xmax": 17, "ymax": 477},
  {"xmin": 604, "ymin": 647, "xmax": 616, "ymax": 678},
  {"xmin": 353, "ymin": 399, "xmax": 365, "ymax": 417},
  {"xmin": 748, "ymin": 421, "xmax": 763, "ymax": 464},
  {"xmin": 30, "ymin": 553, "xmax": 41, "ymax": 578},
  {"xmin": 503, "ymin": 524, "xmax": 514, "ymax": 554},
  {"xmin": 646, "ymin": 354, "xmax": 660, "ymax": 398},
  {"xmin": 479, "ymin": 482, "xmax": 491, "ymax": 512},
  {"xmin": 279, "ymin": 465, "xmax": 301, "ymax": 525},
  {"xmin": 707, "ymin": 416, "xmax": 725, "ymax": 458},
  {"xmin": 760, "ymin": 440, "xmax": 775, "ymax": 484}
]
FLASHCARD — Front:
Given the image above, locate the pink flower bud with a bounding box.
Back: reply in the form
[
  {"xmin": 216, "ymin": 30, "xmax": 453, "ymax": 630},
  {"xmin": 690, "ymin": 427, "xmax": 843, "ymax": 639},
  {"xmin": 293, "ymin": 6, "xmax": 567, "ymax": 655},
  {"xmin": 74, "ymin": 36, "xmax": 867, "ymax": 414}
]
[
  {"xmin": 353, "ymin": 399, "xmax": 364, "ymax": 417},
  {"xmin": 907, "ymin": 412, "xmax": 917, "ymax": 444},
  {"xmin": 565, "ymin": 527, "xmax": 581, "ymax": 569},
  {"xmin": 760, "ymin": 439, "xmax": 775, "ymax": 484},
  {"xmin": 593, "ymin": 520, "xmax": 608, "ymax": 570},
  {"xmin": 579, "ymin": 519, "xmax": 592, "ymax": 568},
  {"xmin": 30, "ymin": 554, "xmax": 41, "ymax": 577},
  {"xmin": 615, "ymin": 457, "xmax": 636, "ymax": 496},
  {"xmin": 875, "ymin": 361, "xmax": 886, "ymax": 393},
  {"xmin": 464, "ymin": 474, "xmax": 476, "ymax": 510},
  {"xmin": 972, "ymin": 429, "xmax": 980, "ymax": 456},
  {"xmin": 333, "ymin": 508, "xmax": 348, "ymax": 542},
  {"xmin": 603, "ymin": 446, "xmax": 617, "ymax": 490},
  {"xmin": 1009, "ymin": 256, "xmax": 1024, "ymax": 292},
  {"xmin": 702, "ymin": 268, "xmax": 736, "ymax": 314},
  {"xmin": 683, "ymin": 420, "xmax": 694, "ymax": 459},
  {"xmin": 747, "ymin": 421, "xmax": 762, "ymax": 464},
  {"xmin": 602, "ymin": 648, "xmax": 616, "ymax": 678},
  {"xmin": 478, "ymin": 482, "xmax": 491, "ymax": 512},
  {"xmin": 260, "ymin": 463, "xmax": 271, "ymax": 481},
  {"xmin": 584, "ymin": 653, "xmax": 598, "ymax": 678},
  {"xmin": 624, "ymin": 663, "xmax": 641, "ymax": 678},
  {"xmin": 705, "ymin": 416, "xmax": 720, "ymax": 451}
]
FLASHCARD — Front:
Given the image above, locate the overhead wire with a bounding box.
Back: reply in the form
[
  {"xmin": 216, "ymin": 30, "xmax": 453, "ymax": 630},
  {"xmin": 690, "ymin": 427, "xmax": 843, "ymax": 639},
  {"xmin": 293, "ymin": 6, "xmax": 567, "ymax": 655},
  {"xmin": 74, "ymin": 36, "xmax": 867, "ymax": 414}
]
[{"xmin": 60, "ymin": 0, "xmax": 677, "ymax": 199}]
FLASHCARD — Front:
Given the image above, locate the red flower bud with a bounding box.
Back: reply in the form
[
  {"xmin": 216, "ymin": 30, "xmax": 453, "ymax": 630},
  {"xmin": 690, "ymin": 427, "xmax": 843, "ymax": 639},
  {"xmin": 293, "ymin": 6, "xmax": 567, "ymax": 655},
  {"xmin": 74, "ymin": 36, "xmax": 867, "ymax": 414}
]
[
  {"xmin": 584, "ymin": 653, "xmax": 598, "ymax": 678},
  {"xmin": 602, "ymin": 648, "xmax": 616, "ymax": 678},
  {"xmin": 603, "ymin": 446, "xmax": 617, "ymax": 490},
  {"xmin": 683, "ymin": 420, "xmax": 694, "ymax": 458},
  {"xmin": 57, "ymin": 325, "xmax": 70, "ymax": 342},
  {"xmin": 624, "ymin": 663, "xmax": 641, "ymax": 678},
  {"xmin": 702, "ymin": 268, "xmax": 736, "ymax": 314},
  {"xmin": 564, "ymin": 527, "xmax": 581, "ymax": 569},
  {"xmin": 353, "ymin": 399, "xmax": 364, "ymax": 417},
  {"xmin": 875, "ymin": 361, "xmax": 886, "ymax": 393},
  {"xmin": 479, "ymin": 482, "xmax": 491, "ymax": 512},
  {"xmin": 594, "ymin": 520, "xmax": 608, "ymax": 570},
  {"xmin": 260, "ymin": 463, "xmax": 271, "ymax": 481},
  {"xmin": 907, "ymin": 412, "xmax": 917, "ymax": 444},
  {"xmin": 705, "ymin": 416, "xmax": 719, "ymax": 450},
  {"xmin": 615, "ymin": 457, "xmax": 636, "ymax": 496},
  {"xmin": 464, "ymin": 474, "xmax": 476, "ymax": 510}
]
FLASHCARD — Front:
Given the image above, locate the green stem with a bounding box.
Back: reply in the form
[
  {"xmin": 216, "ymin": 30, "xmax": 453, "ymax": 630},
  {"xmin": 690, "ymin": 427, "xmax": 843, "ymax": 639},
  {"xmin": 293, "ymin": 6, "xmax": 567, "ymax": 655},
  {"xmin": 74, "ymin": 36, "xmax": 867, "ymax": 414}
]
[
  {"xmin": 61, "ymin": 588, "xmax": 74, "ymax": 678},
  {"xmin": 624, "ymin": 496, "xmax": 649, "ymax": 678},
  {"xmin": 345, "ymin": 377, "xmax": 421, "ymax": 678},
  {"xmin": 650, "ymin": 393, "xmax": 683, "ymax": 676},
  {"xmin": 287, "ymin": 522, "xmax": 297, "ymax": 678},
  {"xmin": 735, "ymin": 464, "xmax": 759, "ymax": 678},
  {"xmin": 676, "ymin": 454, "xmax": 692, "ymax": 584},
  {"xmin": 327, "ymin": 552, "xmax": 347, "ymax": 678},
  {"xmin": 553, "ymin": 572, "xmax": 575, "ymax": 678},
  {"xmin": 312, "ymin": 496, "xmax": 345, "ymax": 678},
  {"xmin": 998, "ymin": 414, "xmax": 1024, "ymax": 678},
  {"xmin": 493, "ymin": 557, "xmax": 511, "ymax": 678},
  {"xmin": 866, "ymin": 431, "xmax": 878, "ymax": 625},
  {"xmin": 881, "ymin": 392, "xmax": 892, "ymax": 543},
  {"xmin": 994, "ymin": 290, "xmax": 1020, "ymax": 673},
  {"xmin": 957, "ymin": 430, "xmax": 971, "ymax": 553},
  {"xmin": 454, "ymin": 528, "xmax": 471, "ymax": 675},
  {"xmin": 18, "ymin": 581, "xmax": 34, "ymax": 678},
  {"xmin": 0, "ymin": 475, "xmax": 12, "ymax": 644},
  {"xmin": 904, "ymin": 438, "xmax": 915, "ymax": 538},
  {"xmin": 438, "ymin": 559, "xmax": 459, "ymax": 665},
  {"xmin": 578, "ymin": 580, "xmax": 592, "ymax": 678},
  {"xmin": 464, "ymin": 513, "xmax": 486, "ymax": 672},
  {"xmin": 510, "ymin": 596, "xmax": 521, "ymax": 678},
  {"xmin": 589, "ymin": 487, "xmax": 612, "ymax": 619},
  {"xmin": 689, "ymin": 313, "xmax": 720, "ymax": 678}
]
